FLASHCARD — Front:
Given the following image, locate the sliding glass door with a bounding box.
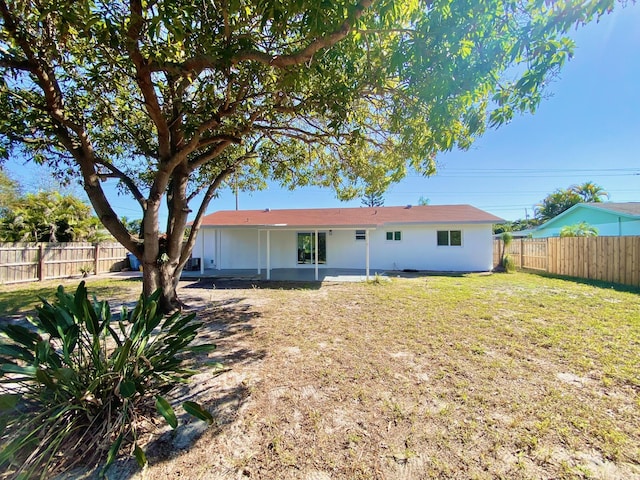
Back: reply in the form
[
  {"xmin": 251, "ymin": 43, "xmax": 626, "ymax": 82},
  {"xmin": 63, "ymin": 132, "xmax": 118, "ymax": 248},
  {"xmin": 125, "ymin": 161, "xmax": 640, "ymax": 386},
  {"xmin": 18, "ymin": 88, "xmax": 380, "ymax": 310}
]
[{"xmin": 297, "ymin": 232, "xmax": 326, "ymax": 264}]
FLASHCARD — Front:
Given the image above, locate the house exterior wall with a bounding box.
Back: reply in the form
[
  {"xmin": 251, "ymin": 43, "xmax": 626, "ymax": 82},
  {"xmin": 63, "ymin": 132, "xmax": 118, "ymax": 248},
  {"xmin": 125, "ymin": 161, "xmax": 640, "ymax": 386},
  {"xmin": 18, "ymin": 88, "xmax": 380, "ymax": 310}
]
[
  {"xmin": 532, "ymin": 208, "xmax": 640, "ymax": 238},
  {"xmin": 366, "ymin": 224, "xmax": 493, "ymax": 271},
  {"xmin": 197, "ymin": 223, "xmax": 494, "ymax": 272}
]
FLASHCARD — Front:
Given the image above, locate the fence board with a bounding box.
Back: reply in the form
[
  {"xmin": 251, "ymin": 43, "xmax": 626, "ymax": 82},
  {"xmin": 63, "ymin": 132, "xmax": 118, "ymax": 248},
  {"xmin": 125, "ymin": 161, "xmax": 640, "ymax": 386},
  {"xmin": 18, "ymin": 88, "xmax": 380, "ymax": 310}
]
[{"xmin": 0, "ymin": 242, "xmax": 128, "ymax": 284}]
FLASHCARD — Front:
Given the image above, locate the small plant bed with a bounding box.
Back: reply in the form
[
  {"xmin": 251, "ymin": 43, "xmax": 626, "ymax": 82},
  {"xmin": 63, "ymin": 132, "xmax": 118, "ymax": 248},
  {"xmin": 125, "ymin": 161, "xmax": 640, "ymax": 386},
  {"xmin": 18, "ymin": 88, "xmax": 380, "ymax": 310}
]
[{"xmin": 0, "ymin": 282, "xmax": 220, "ymax": 479}]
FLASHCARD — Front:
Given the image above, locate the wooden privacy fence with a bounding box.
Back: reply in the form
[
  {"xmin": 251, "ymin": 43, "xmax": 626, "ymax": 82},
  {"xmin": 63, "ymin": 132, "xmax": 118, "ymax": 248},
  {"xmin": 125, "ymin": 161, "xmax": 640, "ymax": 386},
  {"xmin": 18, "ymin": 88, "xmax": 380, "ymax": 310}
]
[
  {"xmin": 0, "ymin": 242, "xmax": 128, "ymax": 285},
  {"xmin": 493, "ymin": 236, "xmax": 640, "ymax": 287}
]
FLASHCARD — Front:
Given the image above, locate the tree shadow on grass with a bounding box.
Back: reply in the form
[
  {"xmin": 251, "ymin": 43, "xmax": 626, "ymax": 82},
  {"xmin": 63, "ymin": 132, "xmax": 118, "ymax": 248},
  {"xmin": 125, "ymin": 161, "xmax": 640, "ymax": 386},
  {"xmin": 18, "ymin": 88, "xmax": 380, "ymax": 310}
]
[
  {"xmin": 531, "ymin": 270, "xmax": 640, "ymax": 294},
  {"xmin": 126, "ymin": 299, "xmax": 265, "ymax": 477},
  {"xmin": 181, "ymin": 277, "xmax": 322, "ymax": 291}
]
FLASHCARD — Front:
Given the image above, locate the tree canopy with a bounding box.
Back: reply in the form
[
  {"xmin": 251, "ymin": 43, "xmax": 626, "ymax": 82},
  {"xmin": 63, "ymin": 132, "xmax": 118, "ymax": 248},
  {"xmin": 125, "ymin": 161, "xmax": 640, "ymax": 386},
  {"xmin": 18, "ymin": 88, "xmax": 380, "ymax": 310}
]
[
  {"xmin": 535, "ymin": 182, "xmax": 609, "ymax": 223},
  {"xmin": 0, "ymin": 0, "xmax": 616, "ymax": 310},
  {"xmin": 0, "ymin": 169, "xmax": 20, "ymax": 214},
  {"xmin": 571, "ymin": 181, "xmax": 609, "ymax": 203},
  {"xmin": 0, "ymin": 189, "xmax": 110, "ymax": 242}
]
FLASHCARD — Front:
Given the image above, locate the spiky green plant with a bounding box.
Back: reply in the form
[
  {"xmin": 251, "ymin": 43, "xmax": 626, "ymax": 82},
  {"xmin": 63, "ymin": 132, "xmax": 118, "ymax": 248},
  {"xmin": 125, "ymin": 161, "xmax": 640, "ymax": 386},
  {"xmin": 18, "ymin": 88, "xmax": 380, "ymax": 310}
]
[{"xmin": 0, "ymin": 282, "xmax": 221, "ymax": 479}]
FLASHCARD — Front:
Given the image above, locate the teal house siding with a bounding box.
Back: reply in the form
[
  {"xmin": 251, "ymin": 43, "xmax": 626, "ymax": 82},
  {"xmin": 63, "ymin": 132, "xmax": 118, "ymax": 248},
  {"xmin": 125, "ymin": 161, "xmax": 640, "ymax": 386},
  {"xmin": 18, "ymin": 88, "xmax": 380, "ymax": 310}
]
[{"xmin": 533, "ymin": 203, "xmax": 640, "ymax": 238}]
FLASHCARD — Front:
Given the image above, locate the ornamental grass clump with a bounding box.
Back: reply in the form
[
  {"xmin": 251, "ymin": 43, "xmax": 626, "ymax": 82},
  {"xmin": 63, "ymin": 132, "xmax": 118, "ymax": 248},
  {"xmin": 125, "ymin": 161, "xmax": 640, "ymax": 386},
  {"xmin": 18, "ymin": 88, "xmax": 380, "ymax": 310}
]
[{"xmin": 0, "ymin": 282, "xmax": 220, "ymax": 479}]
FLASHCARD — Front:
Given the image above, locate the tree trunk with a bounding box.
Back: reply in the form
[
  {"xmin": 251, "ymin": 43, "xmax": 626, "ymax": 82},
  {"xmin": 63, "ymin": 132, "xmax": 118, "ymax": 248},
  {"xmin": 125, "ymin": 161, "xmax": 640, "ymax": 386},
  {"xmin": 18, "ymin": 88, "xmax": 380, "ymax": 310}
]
[{"xmin": 141, "ymin": 259, "xmax": 185, "ymax": 313}]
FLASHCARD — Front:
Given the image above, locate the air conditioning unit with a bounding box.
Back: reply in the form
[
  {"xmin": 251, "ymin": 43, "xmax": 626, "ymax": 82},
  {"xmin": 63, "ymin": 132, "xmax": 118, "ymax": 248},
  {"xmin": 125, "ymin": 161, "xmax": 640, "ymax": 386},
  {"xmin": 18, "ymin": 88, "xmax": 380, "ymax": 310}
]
[{"xmin": 187, "ymin": 257, "xmax": 201, "ymax": 271}]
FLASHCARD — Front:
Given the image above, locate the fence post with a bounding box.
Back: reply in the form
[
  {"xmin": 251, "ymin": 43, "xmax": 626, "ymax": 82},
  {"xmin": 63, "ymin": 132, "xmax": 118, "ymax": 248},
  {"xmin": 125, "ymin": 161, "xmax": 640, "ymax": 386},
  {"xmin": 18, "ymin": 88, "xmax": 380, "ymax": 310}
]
[
  {"xmin": 38, "ymin": 243, "xmax": 45, "ymax": 281},
  {"xmin": 94, "ymin": 244, "xmax": 100, "ymax": 276},
  {"xmin": 519, "ymin": 238, "xmax": 524, "ymax": 269}
]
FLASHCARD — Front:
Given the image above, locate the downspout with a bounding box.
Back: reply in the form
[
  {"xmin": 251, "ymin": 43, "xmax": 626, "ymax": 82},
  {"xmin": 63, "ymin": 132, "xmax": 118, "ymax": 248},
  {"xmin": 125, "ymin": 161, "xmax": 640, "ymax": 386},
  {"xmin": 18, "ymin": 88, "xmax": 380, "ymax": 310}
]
[{"xmin": 618, "ymin": 217, "xmax": 622, "ymax": 236}]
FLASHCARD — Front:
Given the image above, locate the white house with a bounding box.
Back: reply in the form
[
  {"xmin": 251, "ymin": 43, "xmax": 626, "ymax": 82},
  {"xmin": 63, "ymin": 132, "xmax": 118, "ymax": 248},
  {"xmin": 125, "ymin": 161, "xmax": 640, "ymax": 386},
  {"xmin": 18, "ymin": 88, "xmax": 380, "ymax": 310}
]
[{"xmin": 192, "ymin": 205, "xmax": 502, "ymax": 280}]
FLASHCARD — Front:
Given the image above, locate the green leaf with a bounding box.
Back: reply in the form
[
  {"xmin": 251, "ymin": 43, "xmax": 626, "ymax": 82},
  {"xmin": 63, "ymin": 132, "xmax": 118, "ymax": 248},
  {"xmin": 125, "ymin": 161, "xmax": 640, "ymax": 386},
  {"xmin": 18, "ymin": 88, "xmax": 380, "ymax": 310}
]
[
  {"xmin": 74, "ymin": 281, "xmax": 87, "ymax": 318},
  {"xmin": 0, "ymin": 364, "xmax": 36, "ymax": 377},
  {"xmin": 1, "ymin": 325, "xmax": 41, "ymax": 348},
  {"xmin": 113, "ymin": 339, "xmax": 132, "ymax": 372},
  {"xmin": 36, "ymin": 368, "xmax": 58, "ymax": 390},
  {"xmin": 182, "ymin": 401, "xmax": 214, "ymax": 424},
  {"xmin": 100, "ymin": 433, "xmax": 123, "ymax": 478},
  {"xmin": 155, "ymin": 395, "xmax": 178, "ymax": 429},
  {"xmin": 0, "ymin": 393, "xmax": 19, "ymax": 411},
  {"xmin": 52, "ymin": 367, "xmax": 77, "ymax": 383},
  {"xmin": 119, "ymin": 380, "xmax": 136, "ymax": 398},
  {"xmin": 0, "ymin": 343, "xmax": 35, "ymax": 362},
  {"xmin": 133, "ymin": 444, "xmax": 147, "ymax": 468}
]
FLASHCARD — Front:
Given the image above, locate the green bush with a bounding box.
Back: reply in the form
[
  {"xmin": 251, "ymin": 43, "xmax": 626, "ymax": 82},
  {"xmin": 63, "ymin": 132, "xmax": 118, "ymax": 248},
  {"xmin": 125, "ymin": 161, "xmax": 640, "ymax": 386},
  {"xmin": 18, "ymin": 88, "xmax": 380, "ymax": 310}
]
[
  {"xmin": 0, "ymin": 282, "xmax": 221, "ymax": 479},
  {"xmin": 502, "ymin": 254, "xmax": 516, "ymax": 273}
]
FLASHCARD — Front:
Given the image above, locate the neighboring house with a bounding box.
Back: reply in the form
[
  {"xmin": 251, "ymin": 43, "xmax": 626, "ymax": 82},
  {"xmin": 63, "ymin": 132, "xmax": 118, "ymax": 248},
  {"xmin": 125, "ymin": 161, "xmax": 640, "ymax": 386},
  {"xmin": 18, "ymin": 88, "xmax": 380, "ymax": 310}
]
[
  {"xmin": 193, "ymin": 205, "xmax": 502, "ymax": 279},
  {"xmin": 532, "ymin": 202, "xmax": 640, "ymax": 238}
]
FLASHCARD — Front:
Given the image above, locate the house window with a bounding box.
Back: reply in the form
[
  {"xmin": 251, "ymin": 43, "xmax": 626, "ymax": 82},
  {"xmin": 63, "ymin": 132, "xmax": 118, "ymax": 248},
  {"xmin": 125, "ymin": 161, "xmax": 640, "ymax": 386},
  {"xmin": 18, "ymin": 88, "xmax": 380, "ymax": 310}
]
[
  {"xmin": 386, "ymin": 231, "xmax": 402, "ymax": 241},
  {"xmin": 297, "ymin": 232, "xmax": 326, "ymax": 264},
  {"xmin": 437, "ymin": 230, "xmax": 462, "ymax": 246},
  {"xmin": 355, "ymin": 230, "xmax": 366, "ymax": 240}
]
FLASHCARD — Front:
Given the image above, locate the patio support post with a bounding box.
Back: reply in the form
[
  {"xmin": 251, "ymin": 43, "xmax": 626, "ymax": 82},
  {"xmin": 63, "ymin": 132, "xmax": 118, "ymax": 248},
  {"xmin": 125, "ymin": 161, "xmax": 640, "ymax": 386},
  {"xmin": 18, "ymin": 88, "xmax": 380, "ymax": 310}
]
[
  {"xmin": 257, "ymin": 230, "xmax": 261, "ymax": 274},
  {"xmin": 215, "ymin": 229, "xmax": 221, "ymax": 270},
  {"xmin": 365, "ymin": 229, "xmax": 370, "ymax": 281},
  {"xmin": 314, "ymin": 229, "xmax": 319, "ymax": 281},
  {"xmin": 200, "ymin": 228, "xmax": 205, "ymax": 274},
  {"xmin": 266, "ymin": 229, "xmax": 271, "ymax": 280}
]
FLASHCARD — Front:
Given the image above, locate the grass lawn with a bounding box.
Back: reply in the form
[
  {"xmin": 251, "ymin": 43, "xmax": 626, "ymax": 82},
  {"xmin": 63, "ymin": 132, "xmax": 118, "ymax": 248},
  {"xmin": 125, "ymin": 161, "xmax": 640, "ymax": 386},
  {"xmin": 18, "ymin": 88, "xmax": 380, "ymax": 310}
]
[
  {"xmin": 1, "ymin": 272, "xmax": 638, "ymax": 479},
  {"xmin": 0, "ymin": 276, "xmax": 142, "ymax": 319},
  {"xmin": 134, "ymin": 272, "xmax": 640, "ymax": 480}
]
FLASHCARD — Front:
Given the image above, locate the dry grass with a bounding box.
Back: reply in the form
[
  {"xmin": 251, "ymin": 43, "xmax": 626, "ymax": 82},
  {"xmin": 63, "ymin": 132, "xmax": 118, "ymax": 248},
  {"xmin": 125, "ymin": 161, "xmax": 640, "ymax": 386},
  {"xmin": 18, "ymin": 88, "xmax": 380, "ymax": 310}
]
[
  {"xmin": 126, "ymin": 272, "xmax": 640, "ymax": 480},
  {"xmin": 5, "ymin": 272, "xmax": 638, "ymax": 479}
]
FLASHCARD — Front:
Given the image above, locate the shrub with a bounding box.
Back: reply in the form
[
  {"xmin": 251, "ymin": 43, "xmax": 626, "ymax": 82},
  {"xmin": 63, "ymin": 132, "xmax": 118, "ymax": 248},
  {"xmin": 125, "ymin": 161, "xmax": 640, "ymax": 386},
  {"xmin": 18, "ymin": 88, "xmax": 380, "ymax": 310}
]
[
  {"xmin": 0, "ymin": 282, "xmax": 221, "ymax": 479},
  {"xmin": 497, "ymin": 232, "xmax": 516, "ymax": 273},
  {"xmin": 501, "ymin": 254, "xmax": 516, "ymax": 273}
]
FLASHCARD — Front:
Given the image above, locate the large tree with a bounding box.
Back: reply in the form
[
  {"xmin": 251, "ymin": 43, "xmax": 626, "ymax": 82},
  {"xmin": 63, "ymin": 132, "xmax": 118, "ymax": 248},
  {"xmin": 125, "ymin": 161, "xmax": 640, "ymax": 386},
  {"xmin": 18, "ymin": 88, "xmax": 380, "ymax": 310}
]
[{"xmin": 0, "ymin": 0, "xmax": 614, "ymax": 311}]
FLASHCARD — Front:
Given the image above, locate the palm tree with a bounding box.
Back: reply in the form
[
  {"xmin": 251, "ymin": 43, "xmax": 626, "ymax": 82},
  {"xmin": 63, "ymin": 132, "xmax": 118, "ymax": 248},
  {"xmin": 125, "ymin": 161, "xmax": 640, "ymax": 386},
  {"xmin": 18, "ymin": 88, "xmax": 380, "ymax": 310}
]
[
  {"xmin": 571, "ymin": 182, "xmax": 609, "ymax": 203},
  {"xmin": 560, "ymin": 222, "xmax": 599, "ymax": 237}
]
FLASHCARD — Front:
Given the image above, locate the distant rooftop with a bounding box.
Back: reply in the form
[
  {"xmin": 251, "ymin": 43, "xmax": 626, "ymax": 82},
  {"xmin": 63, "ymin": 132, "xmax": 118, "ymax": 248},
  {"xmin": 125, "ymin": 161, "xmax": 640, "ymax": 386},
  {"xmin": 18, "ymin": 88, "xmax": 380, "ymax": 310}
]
[
  {"xmin": 200, "ymin": 205, "xmax": 503, "ymax": 228},
  {"xmin": 584, "ymin": 202, "xmax": 640, "ymax": 217}
]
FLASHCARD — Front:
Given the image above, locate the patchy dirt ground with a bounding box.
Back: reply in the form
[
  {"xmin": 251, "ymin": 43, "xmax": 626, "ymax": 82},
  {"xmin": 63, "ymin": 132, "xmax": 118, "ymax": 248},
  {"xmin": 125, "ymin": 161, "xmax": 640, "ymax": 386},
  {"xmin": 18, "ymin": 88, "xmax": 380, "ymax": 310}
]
[
  {"xmin": 89, "ymin": 273, "xmax": 640, "ymax": 480},
  {"xmin": 7, "ymin": 273, "xmax": 637, "ymax": 480}
]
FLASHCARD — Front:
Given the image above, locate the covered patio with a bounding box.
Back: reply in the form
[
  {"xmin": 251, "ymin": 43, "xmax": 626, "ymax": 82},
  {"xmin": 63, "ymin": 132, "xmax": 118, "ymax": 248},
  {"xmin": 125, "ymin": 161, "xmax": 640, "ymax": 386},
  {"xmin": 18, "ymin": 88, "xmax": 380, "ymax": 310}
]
[{"xmin": 180, "ymin": 268, "xmax": 384, "ymax": 282}]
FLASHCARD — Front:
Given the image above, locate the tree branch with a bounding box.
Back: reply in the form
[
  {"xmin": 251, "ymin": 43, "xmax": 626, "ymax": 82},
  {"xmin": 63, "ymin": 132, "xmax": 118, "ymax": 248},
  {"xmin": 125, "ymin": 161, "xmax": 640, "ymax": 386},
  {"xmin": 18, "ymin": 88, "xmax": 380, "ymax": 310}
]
[
  {"xmin": 180, "ymin": 166, "xmax": 234, "ymax": 267},
  {"xmin": 95, "ymin": 159, "xmax": 147, "ymax": 209},
  {"xmin": 127, "ymin": 0, "xmax": 171, "ymax": 160},
  {"xmin": 150, "ymin": 0, "xmax": 373, "ymax": 76}
]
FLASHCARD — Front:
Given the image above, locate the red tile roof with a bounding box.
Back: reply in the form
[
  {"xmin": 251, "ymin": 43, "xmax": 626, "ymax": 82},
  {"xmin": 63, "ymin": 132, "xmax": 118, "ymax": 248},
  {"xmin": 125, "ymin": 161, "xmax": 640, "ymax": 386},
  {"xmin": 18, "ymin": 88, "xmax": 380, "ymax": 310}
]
[{"xmin": 199, "ymin": 205, "xmax": 502, "ymax": 228}]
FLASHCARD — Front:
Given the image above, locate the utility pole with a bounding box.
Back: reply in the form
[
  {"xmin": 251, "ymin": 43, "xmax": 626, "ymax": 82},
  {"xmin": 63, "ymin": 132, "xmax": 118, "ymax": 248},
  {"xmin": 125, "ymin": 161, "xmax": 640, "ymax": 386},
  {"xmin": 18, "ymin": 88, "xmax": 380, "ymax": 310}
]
[{"xmin": 234, "ymin": 172, "xmax": 239, "ymax": 211}]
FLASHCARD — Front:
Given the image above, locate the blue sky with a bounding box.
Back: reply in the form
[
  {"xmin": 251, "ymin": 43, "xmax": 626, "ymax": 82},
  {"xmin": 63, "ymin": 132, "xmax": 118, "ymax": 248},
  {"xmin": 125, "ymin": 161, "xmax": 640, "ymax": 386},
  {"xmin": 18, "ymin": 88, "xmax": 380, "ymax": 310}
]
[{"xmin": 6, "ymin": 3, "xmax": 640, "ymax": 224}]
